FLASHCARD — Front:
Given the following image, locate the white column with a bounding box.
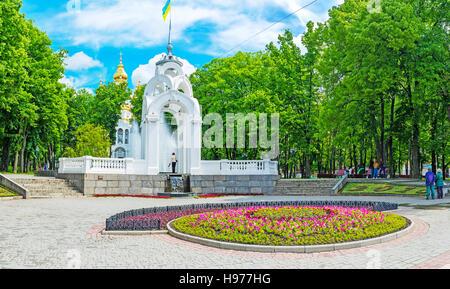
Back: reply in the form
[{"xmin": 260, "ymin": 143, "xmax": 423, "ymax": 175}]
[
  {"xmin": 189, "ymin": 117, "xmax": 202, "ymax": 175},
  {"xmin": 145, "ymin": 115, "xmax": 160, "ymax": 175}
]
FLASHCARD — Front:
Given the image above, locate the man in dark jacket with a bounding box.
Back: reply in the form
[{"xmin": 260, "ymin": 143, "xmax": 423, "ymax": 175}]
[{"xmin": 425, "ymin": 168, "xmax": 435, "ymax": 200}]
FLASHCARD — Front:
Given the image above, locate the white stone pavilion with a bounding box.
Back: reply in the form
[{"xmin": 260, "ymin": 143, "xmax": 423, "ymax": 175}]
[{"xmin": 58, "ymin": 45, "xmax": 277, "ymax": 176}]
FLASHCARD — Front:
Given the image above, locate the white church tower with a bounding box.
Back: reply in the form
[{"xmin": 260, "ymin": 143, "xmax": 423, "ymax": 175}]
[{"xmin": 110, "ymin": 53, "xmax": 135, "ymax": 159}]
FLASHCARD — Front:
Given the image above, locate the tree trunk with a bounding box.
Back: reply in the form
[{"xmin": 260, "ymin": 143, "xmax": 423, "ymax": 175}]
[
  {"xmin": 304, "ymin": 152, "xmax": 311, "ymax": 179},
  {"xmin": 13, "ymin": 125, "xmax": 22, "ymax": 174},
  {"xmin": 1, "ymin": 137, "xmax": 12, "ymax": 172},
  {"xmin": 331, "ymin": 146, "xmax": 336, "ymax": 174},
  {"xmin": 388, "ymin": 96, "xmax": 395, "ymax": 177},
  {"xmin": 442, "ymin": 153, "xmax": 446, "ymax": 181},
  {"xmin": 19, "ymin": 126, "xmax": 28, "ymax": 174},
  {"xmin": 431, "ymin": 111, "xmax": 438, "ymax": 174},
  {"xmin": 317, "ymin": 143, "xmax": 322, "ymax": 174},
  {"xmin": 13, "ymin": 151, "xmax": 19, "ymax": 174},
  {"xmin": 379, "ymin": 94, "xmax": 385, "ymax": 162},
  {"xmin": 411, "ymin": 123, "xmax": 420, "ymax": 179}
]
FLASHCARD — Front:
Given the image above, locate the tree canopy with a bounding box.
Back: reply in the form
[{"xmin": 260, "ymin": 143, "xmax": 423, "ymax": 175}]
[{"xmin": 0, "ymin": 0, "xmax": 448, "ymax": 179}]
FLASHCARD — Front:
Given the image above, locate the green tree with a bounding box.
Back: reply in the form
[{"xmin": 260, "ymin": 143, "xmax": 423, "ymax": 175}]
[
  {"xmin": 62, "ymin": 88, "xmax": 94, "ymax": 149},
  {"xmin": 0, "ymin": 0, "xmax": 30, "ymax": 172},
  {"xmin": 91, "ymin": 82, "xmax": 131, "ymax": 142},
  {"xmin": 64, "ymin": 123, "xmax": 111, "ymax": 158},
  {"xmin": 130, "ymin": 84, "xmax": 146, "ymax": 125}
]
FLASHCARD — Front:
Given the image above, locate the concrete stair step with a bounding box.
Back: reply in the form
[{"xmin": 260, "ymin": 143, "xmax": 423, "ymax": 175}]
[
  {"xmin": 29, "ymin": 194, "xmax": 84, "ymax": 199},
  {"xmin": 158, "ymin": 192, "xmax": 190, "ymax": 198},
  {"xmin": 276, "ymin": 185, "xmax": 335, "ymax": 188},
  {"xmin": 274, "ymin": 179, "xmax": 338, "ymax": 196},
  {"xmin": 22, "ymin": 185, "xmax": 79, "ymax": 191},
  {"xmin": 13, "ymin": 179, "xmax": 68, "ymax": 185},
  {"xmin": 7, "ymin": 175, "xmax": 83, "ymax": 197},
  {"xmin": 29, "ymin": 188, "xmax": 81, "ymax": 194},
  {"xmin": 278, "ymin": 192, "xmax": 332, "ymax": 196},
  {"xmin": 21, "ymin": 182, "xmax": 76, "ymax": 187},
  {"xmin": 274, "ymin": 190, "xmax": 332, "ymax": 194},
  {"xmin": 274, "ymin": 187, "xmax": 332, "ymax": 193}
]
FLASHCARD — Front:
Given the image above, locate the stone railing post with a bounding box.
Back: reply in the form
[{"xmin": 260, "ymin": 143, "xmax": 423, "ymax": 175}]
[
  {"xmin": 58, "ymin": 158, "xmax": 65, "ymax": 174},
  {"xmin": 125, "ymin": 158, "xmax": 133, "ymax": 174},
  {"xmin": 331, "ymin": 174, "xmax": 348, "ymax": 195},
  {"xmin": 83, "ymin": 156, "xmax": 92, "ymax": 174},
  {"xmin": 220, "ymin": 160, "xmax": 229, "ymax": 175}
]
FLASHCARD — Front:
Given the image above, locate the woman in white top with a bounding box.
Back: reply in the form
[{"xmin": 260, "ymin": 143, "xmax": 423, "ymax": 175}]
[{"xmin": 170, "ymin": 153, "xmax": 177, "ymax": 173}]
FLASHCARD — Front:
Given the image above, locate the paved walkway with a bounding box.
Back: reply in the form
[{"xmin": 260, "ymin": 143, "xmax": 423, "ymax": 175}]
[{"xmin": 0, "ymin": 195, "xmax": 449, "ymax": 269}]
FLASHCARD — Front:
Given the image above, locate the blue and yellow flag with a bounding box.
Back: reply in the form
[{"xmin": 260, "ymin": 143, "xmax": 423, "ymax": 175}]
[{"xmin": 162, "ymin": 0, "xmax": 171, "ymax": 22}]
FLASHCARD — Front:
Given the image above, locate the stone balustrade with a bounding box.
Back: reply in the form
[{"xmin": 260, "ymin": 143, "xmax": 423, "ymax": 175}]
[
  {"xmin": 58, "ymin": 157, "xmax": 146, "ymax": 175},
  {"xmin": 59, "ymin": 157, "xmax": 278, "ymax": 176},
  {"xmin": 199, "ymin": 159, "xmax": 278, "ymax": 175}
]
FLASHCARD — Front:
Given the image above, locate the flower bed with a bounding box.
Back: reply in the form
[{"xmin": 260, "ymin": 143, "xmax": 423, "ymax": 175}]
[
  {"xmin": 195, "ymin": 193, "xmax": 264, "ymax": 199},
  {"xmin": 105, "ymin": 200, "xmax": 398, "ymax": 232},
  {"xmin": 172, "ymin": 206, "xmax": 407, "ymax": 246},
  {"xmin": 93, "ymin": 194, "xmax": 171, "ymax": 199},
  {"xmin": 341, "ymin": 183, "xmax": 426, "ymax": 196}
]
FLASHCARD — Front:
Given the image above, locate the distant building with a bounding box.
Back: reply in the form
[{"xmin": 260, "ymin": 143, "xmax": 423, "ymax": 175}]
[{"xmin": 106, "ymin": 53, "xmax": 142, "ymax": 159}]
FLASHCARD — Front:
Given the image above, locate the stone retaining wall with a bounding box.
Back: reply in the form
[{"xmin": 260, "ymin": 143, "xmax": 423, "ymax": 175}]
[
  {"xmin": 57, "ymin": 174, "xmax": 168, "ymax": 196},
  {"xmin": 56, "ymin": 174, "xmax": 281, "ymax": 196},
  {"xmin": 190, "ymin": 175, "xmax": 280, "ymax": 195}
]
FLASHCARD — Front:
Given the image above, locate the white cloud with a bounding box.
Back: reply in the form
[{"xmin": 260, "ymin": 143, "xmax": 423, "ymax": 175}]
[
  {"xmin": 59, "ymin": 74, "xmax": 96, "ymax": 93},
  {"xmin": 64, "ymin": 52, "xmax": 103, "ymax": 71},
  {"xmin": 43, "ymin": 0, "xmax": 335, "ymax": 54},
  {"xmin": 293, "ymin": 33, "xmax": 307, "ymax": 55},
  {"xmin": 59, "ymin": 75, "xmax": 75, "ymax": 87},
  {"xmin": 131, "ymin": 53, "xmax": 197, "ymax": 87}
]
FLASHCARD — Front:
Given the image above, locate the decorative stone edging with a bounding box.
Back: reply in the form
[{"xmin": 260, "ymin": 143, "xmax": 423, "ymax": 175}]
[
  {"xmin": 339, "ymin": 193, "xmax": 424, "ymax": 198},
  {"xmin": 166, "ymin": 217, "xmax": 414, "ymax": 254},
  {"xmin": 105, "ymin": 200, "xmax": 399, "ymax": 231},
  {"xmin": 101, "ymin": 229, "xmax": 168, "ymax": 236}
]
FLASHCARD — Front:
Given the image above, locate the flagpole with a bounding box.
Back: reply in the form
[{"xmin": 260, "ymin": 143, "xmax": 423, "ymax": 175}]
[
  {"xmin": 168, "ymin": 1, "xmax": 172, "ymax": 56},
  {"xmin": 168, "ymin": 17, "xmax": 172, "ymax": 46},
  {"xmin": 163, "ymin": 0, "xmax": 173, "ymax": 56}
]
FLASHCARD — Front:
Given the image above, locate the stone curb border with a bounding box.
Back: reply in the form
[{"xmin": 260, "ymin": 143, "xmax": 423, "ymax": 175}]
[
  {"xmin": 0, "ymin": 196, "xmax": 23, "ymax": 201},
  {"xmin": 166, "ymin": 217, "xmax": 414, "ymax": 254},
  {"xmin": 101, "ymin": 230, "xmax": 168, "ymax": 236},
  {"xmin": 339, "ymin": 193, "xmax": 424, "ymax": 198}
]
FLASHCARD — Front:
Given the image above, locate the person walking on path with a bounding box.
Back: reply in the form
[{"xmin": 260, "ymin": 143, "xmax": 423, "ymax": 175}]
[
  {"xmin": 425, "ymin": 168, "xmax": 436, "ymax": 200},
  {"xmin": 436, "ymin": 169, "xmax": 444, "ymax": 199},
  {"xmin": 379, "ymin": 160, "xmax": 385, "ymax": 178},
  {"xmin": 372, "ymin": 159, "xmax": 379, "ymax": 179}
]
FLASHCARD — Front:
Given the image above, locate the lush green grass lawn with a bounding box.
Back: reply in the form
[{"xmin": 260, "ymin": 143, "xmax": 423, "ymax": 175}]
[
  {"xmin": 341, "ymin": 183, "xmax": 426, "ymax": 196},
  {"xmin": 0, "ymin": 185, "xmax": 19, "ymax": 197},
  {"xmin": 0, "ymin": 171, "xmax": 35, "ymax": 175}
]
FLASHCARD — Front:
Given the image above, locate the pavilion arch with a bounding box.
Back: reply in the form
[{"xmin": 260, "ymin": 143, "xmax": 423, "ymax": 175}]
[
  {"xmin": 156, "ymin": 61, "xmax": 184, "ymax": 78},
  {"xmin": 144, "ymin": 74, "xmax": 174, "ymax": 99},
  {"xmin": 141, "ymin": 90, "xmax": 202, "ymax": 175},
  {"xmin": 173, "ymin": 76, "xmax": 193, "ymax": 97}
]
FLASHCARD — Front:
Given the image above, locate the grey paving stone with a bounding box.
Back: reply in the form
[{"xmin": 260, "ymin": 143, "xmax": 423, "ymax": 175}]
[{"xmin": 0, "ymin": 195, "xmax": 448, "ymax": 269}]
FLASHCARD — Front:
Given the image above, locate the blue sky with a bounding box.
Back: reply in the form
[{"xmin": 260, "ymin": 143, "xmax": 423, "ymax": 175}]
[{"xmin": 21, "ymin": 0, "xmax": 343, "ymax": 93}]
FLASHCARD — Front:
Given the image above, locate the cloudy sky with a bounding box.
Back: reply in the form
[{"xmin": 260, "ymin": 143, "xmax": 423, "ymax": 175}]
[{"xmin": 21, "ymin": 0, "xmax": 343, "ymax": 93}]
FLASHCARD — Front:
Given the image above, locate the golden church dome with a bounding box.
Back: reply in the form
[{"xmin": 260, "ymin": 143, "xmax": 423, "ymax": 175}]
[{"xmin": 113, "ymin": 53, "xmax": 128, "ymax": 84}]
